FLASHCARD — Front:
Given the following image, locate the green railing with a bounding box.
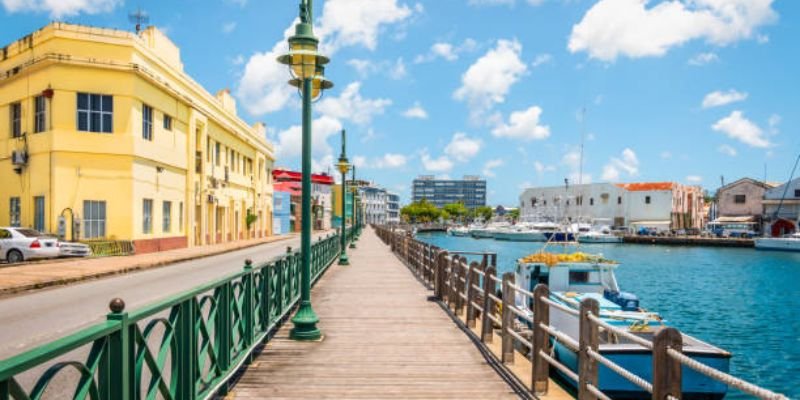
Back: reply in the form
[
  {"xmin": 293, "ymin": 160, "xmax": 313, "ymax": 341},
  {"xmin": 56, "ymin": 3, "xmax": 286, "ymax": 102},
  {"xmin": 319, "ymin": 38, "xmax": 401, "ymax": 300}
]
[{"xmin": 0, "ymin": 231, "xmax": 350, "ymax": 400}]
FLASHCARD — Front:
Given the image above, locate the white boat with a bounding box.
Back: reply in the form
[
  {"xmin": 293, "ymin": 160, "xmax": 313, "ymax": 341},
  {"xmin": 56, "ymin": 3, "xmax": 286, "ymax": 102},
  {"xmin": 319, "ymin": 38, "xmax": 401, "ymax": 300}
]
[
  {"xmin": 754, "ymin": 233, "xmax": 800, "ymax": 251},
  {"xmin": 469, "ymin": 221, "xmax": 510, "ymax": 239},
  {"xmin": 493, "ymin": 223, "xmax": 546, "ymax": 242},
  {"xmin": 447, "ymin": 226, "xmax": 470, "ymax": 237},
  {"xmin": 578, "ymin": 224, "xmax": 623, "ymax": 244}
]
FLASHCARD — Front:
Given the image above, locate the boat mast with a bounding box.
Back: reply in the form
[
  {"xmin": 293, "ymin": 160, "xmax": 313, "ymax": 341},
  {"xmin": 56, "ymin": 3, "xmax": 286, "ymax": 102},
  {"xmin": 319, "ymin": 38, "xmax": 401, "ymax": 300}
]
[{"xmin": 773, "ymin": 150, "xmax": 800, "ymax": 220}]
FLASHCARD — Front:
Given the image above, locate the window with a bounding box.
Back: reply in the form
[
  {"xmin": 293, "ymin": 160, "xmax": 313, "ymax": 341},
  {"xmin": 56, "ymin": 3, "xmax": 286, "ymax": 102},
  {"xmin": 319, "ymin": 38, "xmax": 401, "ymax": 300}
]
[
  {"xmin": 83, "ymin": 200, "xmax": 107, "ymax": 239},
  {"xmin": 645, "ymin": 196, "xmax": 651, "ymax": 204},
  {"xmin": 162, "ymin": 201, "xmax": 172, "ymax": 233},
  {"xmin": 143, "ymin": 199, "xmax": 153, "ymax": 234},
  {"xmin": 179, "ymin": 202, "xmax": 184, "ymax": 232},
  {"xmin": 195, "ymin": 151, "xmax": 202, "ymax": 174},
  {"xmin": 9, "ymin": 197, "xmax": 21, "ymax": 227},
  {"xmin": 34, "ymin": 96, "xmax": 46, "ymax": 133},
  {"xmin": 163, "ymin": 114, "xmax": 172, "ymax": 131},
  {"xmin": 142, "ymin": 104, "xmax": 153, "ymax": 140},
  {"xmin": 795, "ymin": 189, "xmax": 800, "ymax": 198},
  {"xmin": 734, "ymin": 194, "xmax": 746, "ymax": 204},
  {"xmin": 34, "ymin": 196, "xmax": 45, "ymax": 232},
  {"xmin": 77, "ymin": 93, "xmax": 113, "ymax": 133},
  {"xmin": 618, "ymin": 196, "xmax": 622, "ymax": 205},
  {"xmin": 590, "ymin": 198, "xmax": 594, "ymax": 206},
  {"xmin": 215, "ymin": 142, "xmax": 221, "ymax": 166},
  {"xmin": 569, "ymin": 271, "xmax": 590, "ymax": 284},
  {"xmin": 0, "ymin": 229, "xmax": 10, "ymax": 239},
  {"xmin": 10, "ymin": 102, "xmax": 21, "ymax": 138}
]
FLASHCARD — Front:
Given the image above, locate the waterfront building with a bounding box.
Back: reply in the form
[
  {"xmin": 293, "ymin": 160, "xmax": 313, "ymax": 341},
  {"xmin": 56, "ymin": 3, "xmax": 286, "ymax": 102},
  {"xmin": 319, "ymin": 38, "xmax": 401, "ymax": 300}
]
[
  {"xmin": 331, "ymin": 185, "xmax": 353, "ymax": 228},
  {"xmin": 361, "ymin": 186, "xmax": 389, "ymax": 225},
  {"xmin": 0, "ymin": 23, "xmax": 275, "ymax": 252},
  {"xmin": 386, "ymin": 192, "xmax": 400, "ymax": 224},
  {"xmin": 762, "ymin": 177, "xmax": 800, "ymax": 237},
  {"xmin": 272, "ymin": 191, "xmax": 292, "ymax": 235},
  {"xmin": 272, "ymin": 169, "xmax": 334, "ymax": 230},
  {"xmin": 412, "ymin": 175, "xmax": 486, "ymax": 209},
  {"xmin": 519, "ymin": 182, "xmax": 705, "ymax": 231},
  {"xmin": 712, "ymin": 178, "xmax": 778, "ymax": 234}
]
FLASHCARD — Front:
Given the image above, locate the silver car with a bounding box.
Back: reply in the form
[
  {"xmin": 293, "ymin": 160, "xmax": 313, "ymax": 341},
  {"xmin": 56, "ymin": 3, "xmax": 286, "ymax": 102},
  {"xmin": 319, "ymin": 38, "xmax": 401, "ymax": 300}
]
[
  {"xmin": 58, "ymin": 241, "xmax": 93, "ymax": 257},
  {"xmin": 0, "ymin": 227, "xmax": 60, "ymax": 264}
]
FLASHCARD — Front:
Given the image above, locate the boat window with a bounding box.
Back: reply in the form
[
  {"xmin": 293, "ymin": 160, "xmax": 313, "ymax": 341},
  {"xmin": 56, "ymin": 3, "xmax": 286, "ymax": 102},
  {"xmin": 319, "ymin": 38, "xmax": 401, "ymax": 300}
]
[{"xmin": 569, "ymin": 271, "xmax": 590, "ymax": 284}]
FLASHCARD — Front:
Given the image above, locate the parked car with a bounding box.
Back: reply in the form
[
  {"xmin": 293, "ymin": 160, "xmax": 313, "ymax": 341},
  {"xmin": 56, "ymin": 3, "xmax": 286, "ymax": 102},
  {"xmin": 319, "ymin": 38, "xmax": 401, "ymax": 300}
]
[
  {"xmin": 58, "ymin": 241, "xmax": 93, "ymax": 257},
  {"xmin": 0, "ymin": 227, "xmax": 60, "ymax": 263}
]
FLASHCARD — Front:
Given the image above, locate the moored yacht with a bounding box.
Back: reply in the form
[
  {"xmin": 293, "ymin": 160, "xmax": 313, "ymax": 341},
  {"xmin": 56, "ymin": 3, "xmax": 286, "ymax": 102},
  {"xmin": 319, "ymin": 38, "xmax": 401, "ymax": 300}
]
[
  {"xmin": 578, "ymin": 222, "xmax": 623, "ymax": 244},
  {"xmin": 755, "ymin": 232, "xmax": 800, "ymax": 251},
  {"xmin": 514, "ymin": 252, "xmax": 730, "ymax": 399},
  {"xmin": 447, "ymin": 226, "xmax": 470, "ymax": 237}
]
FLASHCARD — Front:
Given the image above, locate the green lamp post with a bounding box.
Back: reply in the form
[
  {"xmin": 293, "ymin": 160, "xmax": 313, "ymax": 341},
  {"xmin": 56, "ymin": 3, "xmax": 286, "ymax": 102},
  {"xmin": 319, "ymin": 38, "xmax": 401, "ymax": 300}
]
[
  {"xmin": 350, "ymin": 165, "xmax": 358, "ymax": 248},
  {"xmin": 336, "ymin": 130, "xmax": 350, "ymax": 265},
  {"xmin": 277, "ymin": 0, "xmax": 332, "ymax": 341}
]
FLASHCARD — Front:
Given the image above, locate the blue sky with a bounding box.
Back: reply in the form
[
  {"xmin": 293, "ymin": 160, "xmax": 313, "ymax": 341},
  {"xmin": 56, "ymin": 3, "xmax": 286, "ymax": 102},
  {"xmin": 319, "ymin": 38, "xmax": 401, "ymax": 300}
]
[{"xmin": 2, "ymin": 0, "xmax": 798, "ymax": 205}]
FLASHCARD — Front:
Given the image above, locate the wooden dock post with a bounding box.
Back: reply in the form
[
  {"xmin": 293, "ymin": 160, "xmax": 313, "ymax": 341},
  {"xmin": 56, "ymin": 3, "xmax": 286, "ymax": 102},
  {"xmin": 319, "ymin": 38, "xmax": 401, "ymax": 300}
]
[
  {"xmin": 532, "ymin": 284, "xmax": 550, "ymax": 394},
  {"xmin": 448, "ymin": 256, "xmax": 459, "ymax": 311},
  {"xmin": 579, "ymin": 298, "xmax": 600, "ymax": 400},
  {"xmin": 481, "ymin": 266, "xmax": 496, "ymax": 343},
  {"xmin": 455, "ymin": 259, "xmax": 465, "ymax": 315},
  {"xmin": 653, "ymin": 328, "xmax": 683, "ymax": 400},
  {"xmin": 501, "ymin": 272, "xmax": 515, "ymax": 364},
  {"xmin": 466, "ymin": 261, "xmax": 479, "ymax": 328},
  {"xmin": 435, "ymin": 251, "xmax": 448, "ymax": 300}
]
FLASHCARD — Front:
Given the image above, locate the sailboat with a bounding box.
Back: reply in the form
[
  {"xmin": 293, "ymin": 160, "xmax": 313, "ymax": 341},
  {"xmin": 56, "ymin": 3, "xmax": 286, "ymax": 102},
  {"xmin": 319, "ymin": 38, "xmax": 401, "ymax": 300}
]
[{"xmin": 755, "ymin": 150, "xmax": 800, "ymax": 252}]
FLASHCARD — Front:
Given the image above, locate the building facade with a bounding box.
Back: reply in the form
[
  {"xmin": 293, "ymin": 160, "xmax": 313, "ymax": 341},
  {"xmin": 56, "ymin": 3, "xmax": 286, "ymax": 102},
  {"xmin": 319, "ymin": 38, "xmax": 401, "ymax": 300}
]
[
  {"xmin": 386, "ymin": 192, "xmax": 400, "ymax": 224},
  {"xmin": 0, "ymin": 23, "xmax": 275, "ymax": 253},
  {"xmin": 519, "ymin": 182, "xmax": 705, "ymax": 231},
  {"xmin": 412, "ymin": 175, "xmax": 486, "ymax": 209},
  {"xmin": 272, "ymin": 169, "xmax": 333, "ymax": 231},
  {"xmin": 762, "ymin": 177, "xmax": 800, "ymax": 237},
  {"xmin": 272, "ymin": 191, "xmax": 292, "ymax": 235},
  {"xmin": 361, "ymin": 186, "xmax": 388, "ymax": 225},
  {"xmin": 713, "ymin": 178, "xmax": 776, "ymax": 234}
]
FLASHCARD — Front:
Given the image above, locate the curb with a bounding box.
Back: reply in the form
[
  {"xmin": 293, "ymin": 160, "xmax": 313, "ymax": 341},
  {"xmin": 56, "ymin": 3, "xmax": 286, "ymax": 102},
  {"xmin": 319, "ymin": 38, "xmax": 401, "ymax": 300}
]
[{"xmin": 0, "ymin": 234, "xmax": 302, "ymax": 297}]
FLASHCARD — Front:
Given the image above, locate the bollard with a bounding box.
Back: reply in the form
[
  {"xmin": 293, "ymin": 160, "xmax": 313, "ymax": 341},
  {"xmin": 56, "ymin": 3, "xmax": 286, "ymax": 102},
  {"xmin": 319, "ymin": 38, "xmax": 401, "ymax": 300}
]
[
  {"xmin": 532, "ymin": 284, "xmax": 550, "ymax": 394},
  {"xmin": 501, "ymin": 272, "xmax": 515, "ymax": 364},
  {"xmin": 466, "ymin": 261, "xmax": 479, "ymax": 328},
  {"xmin": 481, "ymin": 266, "xmax": 496, "ymax": 343},
  {"xmin": 653, "ymin": 328, "xmax": 683, "ymax": 400},
  {"xmin": 579, "ymin": 298, "xmax": 600, "ymax": 400}
]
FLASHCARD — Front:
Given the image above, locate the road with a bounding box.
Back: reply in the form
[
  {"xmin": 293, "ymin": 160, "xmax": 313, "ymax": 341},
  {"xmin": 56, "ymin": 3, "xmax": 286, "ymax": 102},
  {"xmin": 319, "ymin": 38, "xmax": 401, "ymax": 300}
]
[{"xmin": 0, "ymin": 232, "xmax": 330, "ymax": 359}]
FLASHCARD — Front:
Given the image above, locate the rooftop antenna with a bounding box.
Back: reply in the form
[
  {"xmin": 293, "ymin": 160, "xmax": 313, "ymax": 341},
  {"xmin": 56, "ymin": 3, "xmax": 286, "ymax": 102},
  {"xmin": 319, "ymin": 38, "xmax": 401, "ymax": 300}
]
[{"xmin": 128, "ymin": 8, "xmax": 149, "ymax": 34}]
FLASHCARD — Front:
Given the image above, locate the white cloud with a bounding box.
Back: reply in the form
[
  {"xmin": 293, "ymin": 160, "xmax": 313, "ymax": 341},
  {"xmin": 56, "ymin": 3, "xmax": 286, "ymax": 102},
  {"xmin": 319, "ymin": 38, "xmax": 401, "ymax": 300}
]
[
  {"xmin": 768, "ymin": 113, "xmax": 781, "ymax": 135},
  {"xmin": 660, "ymin": 151, "xmax": 673, "ymax": 159},
  {"xmin": 688, "ymin": 52, "xmax": 719, "ymax": 66},
  {"xmin": 718, "ymin": 144, "xmax": 737, "ymax": 156},
  {"xmin": 421, "ymin": 151, "xmax": 454, "ymax": 172},
  {"xmin": 389, "ymin": 58, "xmax": 407, "ymax": 79},
  {"xmin": 414, "ymin": 39, "xmax": 478, "ymax": 63},
  {"xmin": 686, "ymin": 175, "xmax": 703, "ymax": 183},
  {"xmin": 468, "ymin": 0, "xmax": 546, "ymax": 6},
  {"xmin": 402, "ymin": 102, "xmax": 428, "ymax": 119},
  {"xmin": 601, "ymin": 148, "xmax": 639, "ymax": 181},
  {"xmin": 374, "ymin": 153, "xmax": 408, "ymax": 169},
  {"xmin": 231, "ymin": 55, "xmax": 245, "ymax": 66},
  {"xmin": 562, "ymin": 150, "xmax": 581, "ymax": 171},
  {"xmin": 454, "ymin": 39, "xmax": 528, "ymax": 121},
  {"xmin": 702, "ymin": 89, "xmax": 748, "ymax": 108},
  {"xmin": 348, "ymin": 57, "xmax": 407, "ymax": 80},
  {"xmin": 222, "ymin": 22, "xmax": 237, "ymax": 34},
  {"xmin": 444, "ymin": 132, "xmax": 482, "ymax": 162},
  {"xmin": 534, "ymin": 161, "xmax": 556, "ymax": 174},
  {"xmin": 483, "ymin": 159, "xmax": 505, "ymax": 177},
  {"xmin": 237, "ymin": 0, "xmax": 415, "ymax": 116},
  {"xmin": 492, "ymin": 106, "xmax": 551, "ymax": 141},
  {"xmin": 568, "ymin": 0, "xmax": 778, "ymax": 61},
  {"xmin": 275, "ymin": 116, "xmax": 343, "ymax": 160},
  {"xmin": 317, "ymin": 82, "xmax": 392, "ymax": 125},
  {"xmin": 352, "ymin": 156, "xmax": 368, "ymax": 168},
  {"xmin": 532, "ymin": 53, "xmax": 553, "ymax": 67},
  {"xmin": 712, "ymin": 111, "xmax": 771, "ymax": 148},
  {"xmin": 2, "ymin": 0, "xmax": 120, "ymax": 17}
]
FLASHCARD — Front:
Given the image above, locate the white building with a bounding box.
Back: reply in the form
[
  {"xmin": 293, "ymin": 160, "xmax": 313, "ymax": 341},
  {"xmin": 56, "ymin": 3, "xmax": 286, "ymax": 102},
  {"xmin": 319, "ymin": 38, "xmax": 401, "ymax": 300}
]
[
  {"xmin": 762, "ymin": 177, "xmax": 800, "ymax": 237},
  {"xmin": 520, "ymin": 182, "xmax": 705, "ymax": 231},
  {"xmin": 361, "ymin": 186, "xmax": 388, "ymax": 225},
  {"xmin": 386, "ymin": 192, "xmax": 400, "ymax": 224}
]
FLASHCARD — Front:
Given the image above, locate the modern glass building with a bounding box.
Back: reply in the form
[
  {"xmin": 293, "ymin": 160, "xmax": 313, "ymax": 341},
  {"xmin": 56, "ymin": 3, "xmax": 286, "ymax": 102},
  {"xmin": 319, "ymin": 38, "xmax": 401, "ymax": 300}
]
[{"xmin": 412, "ymin": 176, "xmax": 487, "ymax": 209}]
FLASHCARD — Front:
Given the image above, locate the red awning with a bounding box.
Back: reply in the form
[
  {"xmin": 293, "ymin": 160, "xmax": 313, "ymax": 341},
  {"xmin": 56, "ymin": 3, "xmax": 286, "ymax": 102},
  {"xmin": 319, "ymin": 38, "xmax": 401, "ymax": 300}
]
[{"xmin": 273, "ymin": 169, "xmax": 334, "ymax": 185}]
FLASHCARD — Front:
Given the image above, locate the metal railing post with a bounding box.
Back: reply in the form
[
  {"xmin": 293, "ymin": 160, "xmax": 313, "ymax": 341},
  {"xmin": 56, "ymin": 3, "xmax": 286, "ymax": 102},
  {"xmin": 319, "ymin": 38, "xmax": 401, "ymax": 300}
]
[
  {"xmin": 466, "ymin": 261, "xmax": 478, "ymax": 328},
  {"xmin": 243, "ymin": 260, "xmax": 255, "ymax": 363},
  {"xmin": 653, "ymin": 328, "xmax": 683, "ymax": 400},
  {"xmin": 481, "ymin": 266, "xmax": 496, "ymax": 343},
  {"xmin": 532, "ymin": 284, "xmax": 550, "ymax": 394},
  {"xmin": 579, "ymin": 298, "xmax": 600, "ymax": 400},
  {"xmin": 102, "ymin": 298, "xmax": 132, "ymax": 400},
  {"xmin": 501, "ymin": 272, "xmax": 515, "ymax": 364},
  {"xmin": 176, "ymin": 298, "xmax": 197, "ymax": 400}
]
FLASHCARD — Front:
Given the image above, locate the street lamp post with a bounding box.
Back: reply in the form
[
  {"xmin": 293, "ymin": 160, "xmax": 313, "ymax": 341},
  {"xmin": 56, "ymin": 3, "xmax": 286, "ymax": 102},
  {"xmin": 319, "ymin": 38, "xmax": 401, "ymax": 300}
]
[
  {"xmin": 350, "ymin": 165, "xmax": 358, "ymax": 249},
  {"xmin": 336, "ymin": 130, "xmax": 350, "ymax": 266},
  {"xmin": 277, "ymin": 0, "xmax": 333, "ymax": 341}
]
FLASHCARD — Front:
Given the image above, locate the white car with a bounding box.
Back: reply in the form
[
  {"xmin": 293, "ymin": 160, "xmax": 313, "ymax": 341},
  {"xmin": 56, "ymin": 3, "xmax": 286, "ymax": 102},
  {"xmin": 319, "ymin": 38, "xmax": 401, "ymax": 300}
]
[
  {"xmin": 0, "ymin": 227, "xmax": 60, "ymax": 264},
  {"xmin": 58, "ymin": 241, "xmax": 93, "ymax": 257}
]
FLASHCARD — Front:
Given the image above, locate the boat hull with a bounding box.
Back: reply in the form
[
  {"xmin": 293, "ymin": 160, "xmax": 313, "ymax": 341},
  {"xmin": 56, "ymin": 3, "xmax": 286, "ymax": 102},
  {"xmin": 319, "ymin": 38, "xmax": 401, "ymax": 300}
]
[
  {"xmin": 754, "ymin": 238, "xmax": 800, "ymax": 252},
  {"xmin": 494, "ymin": 231, "xmax": 547, "ymax": 242},
  {"xmin": 552, "ymin": 341, "xmax": 729, "ymax": 400},
  {"xmin": 470, "ymin": 230, "xmax": 495, "ymax": 239}
]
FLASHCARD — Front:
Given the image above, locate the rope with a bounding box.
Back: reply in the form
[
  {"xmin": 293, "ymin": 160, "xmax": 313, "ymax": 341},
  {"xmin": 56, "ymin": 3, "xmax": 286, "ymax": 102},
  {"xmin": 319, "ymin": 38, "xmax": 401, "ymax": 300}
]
[
  {"xmin": 538, "ymin": 323, "xmax": 579, "ymax": 351},
  {"xmin": 667, "ymin": 348, "xmax": 788, "ymax": 400},
  {"xmin": 508, "ymin": 328, "xmax": 532, "ymax": 350},
  {"xmin": 540, "ymin": 296, "xmax": 580, "ymax": 316},
  {"xmin": 539, "ymin": 350, "xmax": 578, "ymax": 382},
  {"xmin": 587, "ymin": 383, "xmax": 613, "ymax": 400},
  {"xmin": 508, "ymin": 282, "xmax": 534, "ymax": 299},
  {"xmin": 471, "ymin": 284, "xmax": 484, "ymax": 293},
  {"xmin": 588, "ymin": 348, "xmax": 653, "ymax": 393},
  {"xmin": 507, "ymin": 304, "xmax": 533, "ymax": 324},
  {"xmin": 587, "ymin": 313, "xmax": 653, "ymax": 350}
]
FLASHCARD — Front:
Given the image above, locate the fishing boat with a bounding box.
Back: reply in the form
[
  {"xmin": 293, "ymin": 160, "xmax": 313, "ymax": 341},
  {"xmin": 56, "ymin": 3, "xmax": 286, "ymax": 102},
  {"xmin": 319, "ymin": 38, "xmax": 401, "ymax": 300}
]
[
  {"xmin": 447, "ymin": 226, "xmax": 470, "ymax": 237},
  {"xmin": 755, "ymin": 232, "xmax": 800, "ymax": 251},
  {"xmin": 514, "ymin": 252, "xmax": 730, "ymax": 399}
]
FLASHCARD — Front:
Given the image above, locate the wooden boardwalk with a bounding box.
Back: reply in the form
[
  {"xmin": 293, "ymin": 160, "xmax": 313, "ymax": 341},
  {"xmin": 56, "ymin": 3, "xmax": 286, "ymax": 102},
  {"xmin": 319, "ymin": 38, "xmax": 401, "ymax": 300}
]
[{"xmin": 228, "ymin": 227, "xmax": 525, "ymax": 399}]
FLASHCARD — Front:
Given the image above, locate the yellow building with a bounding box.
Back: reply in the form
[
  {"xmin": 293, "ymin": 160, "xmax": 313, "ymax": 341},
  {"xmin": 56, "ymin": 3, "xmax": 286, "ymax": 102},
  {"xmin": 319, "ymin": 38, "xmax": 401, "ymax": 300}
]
[{"xmin": 0, "ymin": 23, "xmax": 275, "ymax": 253}]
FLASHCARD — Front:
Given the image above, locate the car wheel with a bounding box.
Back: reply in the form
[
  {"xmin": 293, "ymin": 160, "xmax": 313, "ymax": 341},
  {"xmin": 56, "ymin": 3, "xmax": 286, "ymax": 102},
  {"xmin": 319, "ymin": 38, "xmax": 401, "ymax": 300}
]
[{"xmin": 7, "ymin": 250, "xmax": 23, "ymax": 264}]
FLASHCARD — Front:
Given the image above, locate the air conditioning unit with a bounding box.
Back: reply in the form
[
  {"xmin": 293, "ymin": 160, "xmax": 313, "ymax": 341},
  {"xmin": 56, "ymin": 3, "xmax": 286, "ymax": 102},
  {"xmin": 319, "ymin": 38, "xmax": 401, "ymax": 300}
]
[{"xmin": 11, "ymin": 150, "xmax": 27, "ymax": 166}]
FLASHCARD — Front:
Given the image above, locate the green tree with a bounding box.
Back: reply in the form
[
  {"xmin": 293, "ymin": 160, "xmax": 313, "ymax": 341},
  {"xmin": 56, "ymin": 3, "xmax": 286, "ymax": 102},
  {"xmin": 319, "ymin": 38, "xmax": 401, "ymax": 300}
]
[
  {"xmin": 508, "ymin": 208, "xmax": 520, "ymax": 221},
  {"xmin": 475, "ymin": 206, "xmax": 494, "ymax": 222},
  {"xmin": 400, "ymin": 199, "xmax": 441, "ymax": 223},
  {"xmin": 442, "ymin": 202, "xmax": 468, "ymax": 222}
]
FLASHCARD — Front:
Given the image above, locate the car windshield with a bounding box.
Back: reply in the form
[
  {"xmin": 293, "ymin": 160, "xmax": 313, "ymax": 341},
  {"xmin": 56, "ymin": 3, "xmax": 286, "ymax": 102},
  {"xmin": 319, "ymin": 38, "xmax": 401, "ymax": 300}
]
[{"xmin": 15, "ymin": 228, "xmax": 44, "ymax": 238}]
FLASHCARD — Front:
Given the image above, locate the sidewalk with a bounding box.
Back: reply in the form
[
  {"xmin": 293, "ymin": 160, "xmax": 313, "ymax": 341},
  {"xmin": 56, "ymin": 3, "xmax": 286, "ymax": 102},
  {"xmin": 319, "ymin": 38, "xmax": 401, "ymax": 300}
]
[{"xmin": 0, "ymin": 233, "xmax": 302, "ymax": 296}]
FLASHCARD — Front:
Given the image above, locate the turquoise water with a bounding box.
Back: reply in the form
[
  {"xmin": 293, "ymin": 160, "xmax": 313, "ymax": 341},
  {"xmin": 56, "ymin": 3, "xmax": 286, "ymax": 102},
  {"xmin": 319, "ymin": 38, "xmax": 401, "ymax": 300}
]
[{"xmin": 416, "ymin": 232, "xmax": 800, "ymax": 399}]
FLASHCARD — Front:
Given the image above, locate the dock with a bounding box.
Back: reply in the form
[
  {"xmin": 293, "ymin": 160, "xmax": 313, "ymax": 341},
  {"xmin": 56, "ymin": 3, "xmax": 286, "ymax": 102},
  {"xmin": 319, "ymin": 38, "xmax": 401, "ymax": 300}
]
[
  {"xmin": 228, "ymin": 227, "xmax": 540, "ymax": 399},
  {"xmin": 622, "ymin": 235, "xmax": 754, "ymax": 247}
]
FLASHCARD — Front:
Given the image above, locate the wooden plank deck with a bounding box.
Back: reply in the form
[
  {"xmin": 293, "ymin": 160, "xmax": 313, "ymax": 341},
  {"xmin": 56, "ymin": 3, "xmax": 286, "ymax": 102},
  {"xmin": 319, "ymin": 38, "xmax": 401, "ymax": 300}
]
[{"xmin": 228, "ymin": 227, "xmax": 525, "ymax": 399}]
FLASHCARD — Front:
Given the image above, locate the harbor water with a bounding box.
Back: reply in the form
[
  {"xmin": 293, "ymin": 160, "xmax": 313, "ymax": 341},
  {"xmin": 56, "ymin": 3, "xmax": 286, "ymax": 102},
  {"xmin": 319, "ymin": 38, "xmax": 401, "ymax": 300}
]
[{"xmin": 416, "ymin": 232, "xmax": 800, "ymax": 399}]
